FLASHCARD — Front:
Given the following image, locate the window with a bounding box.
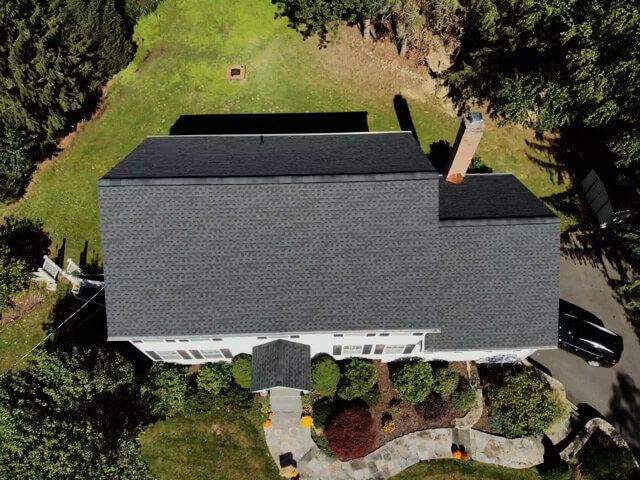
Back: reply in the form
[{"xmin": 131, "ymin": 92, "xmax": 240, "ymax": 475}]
[
  {"xmin": 384, "ymin": 345, "xmax": 405, "ymax": 354},
  {"xmin": 333, "ymin": 334, "xmax": 343, "ymax": 337},
  {"xmin": 343, "ymin": 345, "xmax": 362, "ymax": 355},
  {"xmin": 133, "ymin": 340, "xmax": 144, "ymax": 344},
  {"xmin": 380, "ymin": 333, "xmax": 390, "ymax": 337},
  {"xmin": 201, "ymin": 350, "xmax": 223, "ymax": 360},
  {"xmin": 212, "ymin": 338, "xmax": 223, "ymax": 341},
  {"xmin": 158, "ymin": 351, "xmax": 181, "ymax": 361},
  {"xmin": 145, "ymin": 351, "xmax": 161, "ymax": 361},
  {"xmin": 166, "ymin": 339, "xmax": 176, "ymax": 343},
  {"xmin": 412, "ymin": 333, "xmax": 423, "ymax": 336},
  {"xmin": 178, "ymin": 339, "xmax": 190, "ymax": 343},
  {"xmin": 221, "ymin": 348, "xmax": 233, "ymax": 359},
  {"xmin": 257, "ymin": 336, "xmax": 267, "ymax": 340},
  {"xmin": 403, "ymin": 344, "xmax": 415, "ymax": 354},
  {"xmin": 362, "ymin": 345, "xmax": 373, "ymax": 355},
  {"xmin": 290, "ymin": 335, "xmax": 300, "ymax": 339},
  {"xmin": 333, "ymin": 345, "xmax": 342, "ymax": 355},
  {"xmin": 374, "ymin": 344, "xmax": 385, "ymax": 354},
  {"xmin": 177, "ymin": 350, "xmax": 192, "ymax": 359},
  {"xmin": 189, "ymin": 350, "xmax": 204, "ymax": 360},
  {"xmin": 366, "ymin": 333, "xmax": 376, "ymax": 337}
]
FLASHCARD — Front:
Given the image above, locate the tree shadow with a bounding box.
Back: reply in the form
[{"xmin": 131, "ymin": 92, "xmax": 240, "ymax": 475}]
[
  {"xmin": 607, "ymin": 372, "xmax": 640, "ymax": 458},
  {"xmin": 0, "ymin": 216, "xmax": 51, "ymax": 270}
]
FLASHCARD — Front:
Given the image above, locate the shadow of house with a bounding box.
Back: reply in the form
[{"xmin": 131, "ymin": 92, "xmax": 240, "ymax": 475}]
[
  {"xmin": 393, "ymin": 94, "xmax": 419, "ymax": 144},
  {"xmin": 169, "ymin": 112, "xmax": 369, "ymax": 136}
]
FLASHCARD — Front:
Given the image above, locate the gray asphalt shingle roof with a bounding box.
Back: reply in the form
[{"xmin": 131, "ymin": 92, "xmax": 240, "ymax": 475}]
[
  {"xmin": 98, "ymin": 132, "xmax": 559, "ymax": 351},
  {"xmin": 251, "ymin": 340, "xmax": 311, "ymax": 391}
]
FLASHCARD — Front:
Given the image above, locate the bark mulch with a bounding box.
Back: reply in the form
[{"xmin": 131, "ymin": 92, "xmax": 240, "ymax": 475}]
[
  {"xmin": 368, "ymin": 360, "xmax": 471, "ymax": 450},
  {"xmin": 0, "ymin": 292, "xmax": 43, "ymax": 326}
]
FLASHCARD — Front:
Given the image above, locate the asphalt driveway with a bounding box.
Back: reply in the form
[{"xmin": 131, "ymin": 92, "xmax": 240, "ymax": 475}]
[{"xmin": 532, "ymin": 256, "xmax": 640, "ymax": 456}]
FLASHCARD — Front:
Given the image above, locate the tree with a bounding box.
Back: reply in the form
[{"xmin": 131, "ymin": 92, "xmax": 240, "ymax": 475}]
[
  {"xmin": 392, "ymin": 361, "xmax": 433, "ymax": 404},
  {"xmin": 337, "ymin": 358, "xmax": 377, "ymax": 400},
  {"xmin": 433, "ymin": 368, "xmax": 459, "ymax": 396},
  {"xmin": 445, "ymin": 0, "xmax": 640, "ymax": 167},
  {"xmin": 231, "ymin": 353, "xmax": 252, "ymax": 389},
  {"xmin": 0, "ymin": 347, "xmax": 152, "ymax": 479},
  {"xmin": 197, "ymin": 362, "xmax": 232, "ymax": 395},
  {"xmin": 0, "ymin": 129, "xmax": 40, "ymax": 200},
  {"xmin": 0, "ymin": 0, "xmax": 135, "ymax": 143},
  {"xmin": 451, "ymin": 385, "xmax": 476, "ymax": 411},
  {"xmin": 312, "ymin": 355, "xmax": 341, "ymax": 396},
  {"xmin": 0, "ymin": 216, "xmax": 51, "ymax": 270},
  {"xmin": 490, "ymin": 369, "xmax": 561, "ymax": 438},
  {"xmin": 274, "ymin": 0, "xmax": 350, "ymax": 39},
  {"xmin": 325, "ymin": 404, "xmax": 376, "ymax": 460},
  {"xmin": 141, "ymin": 363, "xmax": 187, "ymax": 418}
]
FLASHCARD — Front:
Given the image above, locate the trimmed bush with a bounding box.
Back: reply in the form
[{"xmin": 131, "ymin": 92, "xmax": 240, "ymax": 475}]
[
  {"xmin": 197, "ymin": 362, "xmax": 232, "ymax": 395},
  {"xmin": 312, "ymin": 397, "xmax": 334, "ymax": 429},
  {"xmin": 184, "ymin": 385, "xmax": 217, "ymax": 415},
  {"xmin": 360, "ymin": 385, "xmax": 381, "ymax": 407},
  {"xmin": 231, "ymin": 354, "xmax": 252, "ymax": 389},
  {"xmin": 141, "ymin": 363, "xmax": 187, "ymax": 418},
  {"xmin": 338, "ymin": 359, "xmax": 377, "ymax": 400},
  {"xmin": 452, "ymin": 386, "xmax": 477, "ymax": 411},
  {"xmin": 490, "ymin": 369, "xmax": 561, "ymax": 437},
  {"xmin": 433, "ymin": 368, "xmax": 460, "ymax": 396},
  {"xmin": 312, "ymin": 356, "xmax": 341, "ymax": 396},
  {"xmin": 415, "ymin": 395, "xmax": 449, "ymax": 421},
  {"xmin": 392, "ymin": 361, "xmax": 433, "ymax": 405},
  {"xmin": 325, "ymin": 404, "xmax": 376, "ymax": 460}
]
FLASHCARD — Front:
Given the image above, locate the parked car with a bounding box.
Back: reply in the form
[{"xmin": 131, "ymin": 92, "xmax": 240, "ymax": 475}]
[{"xmin": 558, "ymin": 300, "xmax": 623, "ymax": 367}]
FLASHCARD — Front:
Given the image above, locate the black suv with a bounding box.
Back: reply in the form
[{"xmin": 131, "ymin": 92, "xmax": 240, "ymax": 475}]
[{"xmin": 558, "ymin": 300, "xmax": 623, "ymax": 367}]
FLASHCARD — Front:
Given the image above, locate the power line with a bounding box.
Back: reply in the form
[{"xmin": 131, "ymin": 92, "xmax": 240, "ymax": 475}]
[{"xmin": 6, "ymin": 286, "xmax": 105, "ymax": 371}]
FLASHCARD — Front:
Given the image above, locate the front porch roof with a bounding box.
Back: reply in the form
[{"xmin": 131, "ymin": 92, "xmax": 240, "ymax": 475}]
[{"xmin": 251, "ymin": 339, "xmax": 311, "ymax": 392}]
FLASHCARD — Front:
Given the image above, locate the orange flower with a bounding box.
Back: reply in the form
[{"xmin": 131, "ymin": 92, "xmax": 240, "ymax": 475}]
[
  {"xmin": 269, "ymin": 411, "xmax": 274, "ymax": 418},
  {"xmin": 453, "ymin": 450, "xmax": 462, "ymax": 459},
  {"xmin": 263, "ymin": 419, "xmax": 272, "ymax": 428},
  {"xmin": 461, "ymin": 452, "xmax": 470, "ymax": 461}
]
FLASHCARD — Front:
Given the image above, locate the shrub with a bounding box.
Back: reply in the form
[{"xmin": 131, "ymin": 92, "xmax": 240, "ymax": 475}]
[
  {"xmin": 325, "ymin": 404, "xmax": 376, "ymax": 460},
  {"xmin": 197, "ymin": 362, "xmax": 232, "ymax": 395},
  {"xmin": 392, "ymin": 361, "xmax": 433, "ymax": 405},
  {"xmin": 452, "ymin": 386, "xmax": 477, "ymax": 411},
  {"xmin": 312, "ymin": 356, "xmax": 341, "ymax": 396},
  {"xmin": 231, "ymin": 354, "xmax": 252, "ymax": 389},
  {"xmin": 580, "ymin": 431, "xmax": 638, "ymax": 480},
  {"xmin": 361, "ymin": 385, "xmax": 381, "ymax": 407},
  {"xmin": 311, "ymin": 428, "xmax": 334, "ymax": 458},
  {"xmin": 382, "ymin": 419, "xmax": 396, "ymax": 433},
  {"xmin": 184, "ymin": 385, "xmax": 217, "ymax": 415},
  {"xmin": 0, "ymin": 246, "xmax": 30, "ymax": 312},
  {"xmin": 312, "ymin": 398, "xmax": 334, "ymax": 429},
  {"xmin": 415, "ymin": 395, "xmax": 449, "ymax": 421},
  {"xmin": 433, "ymin": 368, "xmax": 460, "ymax": 396},
  {"xmin": 141, "ymin": 363, "xmax": 187, "ymax": 418},
  {"xmin": 338, "ymin": 359, "xmax": 377, "ymax": 400},
  {"xmin": 490, "ymin": 369, "xmax": 561, "ymax": 437}
]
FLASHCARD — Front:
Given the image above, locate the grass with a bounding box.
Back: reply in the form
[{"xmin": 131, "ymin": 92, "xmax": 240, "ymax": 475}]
[
  {"xmin": 391, "ymin": 459, "xmax": 542, "ymax": 480},
  {"xmin": 0, "ymin": 0, "xmax": 572, "ymax": 368},
  {"xmin": 139, "ymin": 409, "xmax": 281, "ymax": 480}
]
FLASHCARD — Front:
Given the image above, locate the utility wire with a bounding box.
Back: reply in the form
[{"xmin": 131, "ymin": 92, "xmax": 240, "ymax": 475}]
[{"xmin": 6, "ymin": 286, "xmax": 105, "ymax": 371}]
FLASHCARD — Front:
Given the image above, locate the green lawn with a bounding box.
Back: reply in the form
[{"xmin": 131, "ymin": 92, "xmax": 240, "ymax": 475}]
[
  {"xmin": 0, "ymin": 0, "xmax": 571, "ymax": 368},
  {"xmin": 391, "ymin": 460, "xmax": 542, "ymax": 480},
  {"xmin": 139, "ymin": 410, "xmax": 281, "ymax": 480}
]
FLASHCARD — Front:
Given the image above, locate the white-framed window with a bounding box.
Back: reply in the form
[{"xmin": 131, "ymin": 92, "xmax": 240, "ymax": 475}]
[
  {"xmin": 343, "ymin": 345, "xmax": 362, "ymax": 355},
  {"xmin": 145, "ymin": 351, "xmax": 161, "ymax": 361},
  {"xmin": 200, "ymin": 349, "xmax": 224, "ymax": 360},
  {"xmin": 384, "ymin": 345, "xmax": 406, "ymax": 354},
  {"xmin": 158, "ymin": 351, "xmax": 181, "ymax": 361}
]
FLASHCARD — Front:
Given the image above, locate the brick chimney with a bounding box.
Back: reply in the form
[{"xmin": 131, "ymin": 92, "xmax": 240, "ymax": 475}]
[{"xmin": 443, "ymin": 112, "xmax": 485, "ymax": 184}]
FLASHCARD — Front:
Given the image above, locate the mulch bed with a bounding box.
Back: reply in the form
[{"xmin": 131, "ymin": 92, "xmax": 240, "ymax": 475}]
[
  {"xmin": 368, "ymin": 360, "xmax": 471, "ymax": 450},
  {"xmin": 0, "ymin": 292, "xmax": 43, "ymax": 326}
]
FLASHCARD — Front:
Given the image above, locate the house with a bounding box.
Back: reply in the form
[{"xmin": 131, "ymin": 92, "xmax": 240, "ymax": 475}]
[{"xmin": 98, "ymin": 113, "xmax": 559, "ymax": 391}]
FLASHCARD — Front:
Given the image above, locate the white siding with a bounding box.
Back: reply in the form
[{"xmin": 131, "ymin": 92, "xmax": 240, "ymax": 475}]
[{"xmin": 130, "ymin": 332, "xmax": 538, "ymax": 365}]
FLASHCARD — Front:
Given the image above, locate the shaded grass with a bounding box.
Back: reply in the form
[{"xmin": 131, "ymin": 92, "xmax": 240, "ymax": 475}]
[
  {"xmin": 391, "ymin": 459, "xmax": 542, "ymax": 480},
  {"xmin": 139, "ymin": 409, "xmax": 280, "ymax": 480}
]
